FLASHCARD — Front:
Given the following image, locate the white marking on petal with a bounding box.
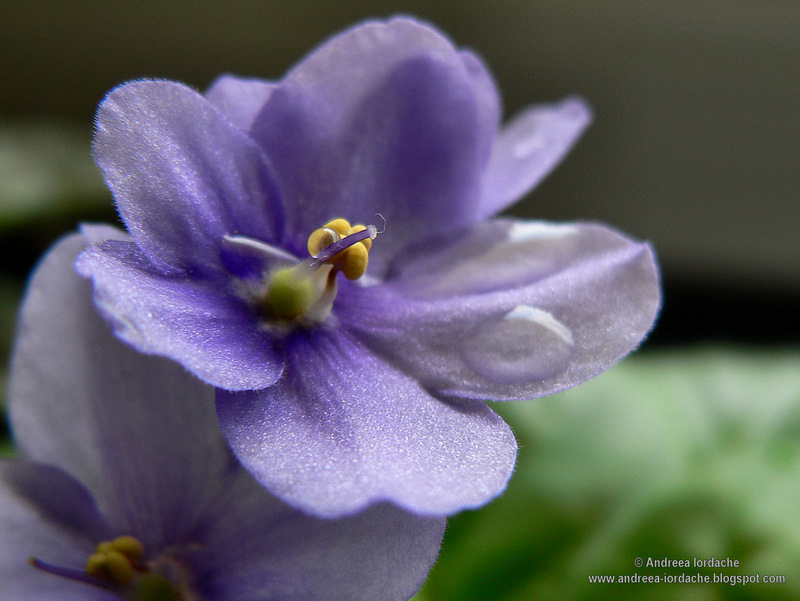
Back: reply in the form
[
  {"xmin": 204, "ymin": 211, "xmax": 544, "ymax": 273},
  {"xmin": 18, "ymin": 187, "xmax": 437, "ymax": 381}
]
[{"xmin": 508, "ymin": 221, "xmax": 578, "ymax": 243}]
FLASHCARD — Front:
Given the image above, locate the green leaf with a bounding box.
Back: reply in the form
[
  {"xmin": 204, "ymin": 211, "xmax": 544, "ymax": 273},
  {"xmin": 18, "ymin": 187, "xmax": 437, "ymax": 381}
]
[
  {"xmin": 417, "ymin": 347, "xmax": 800, "ymax": 601},
  {"xmin": 0, "ymin": 120, "xmax": 109, "ymax": 227}
]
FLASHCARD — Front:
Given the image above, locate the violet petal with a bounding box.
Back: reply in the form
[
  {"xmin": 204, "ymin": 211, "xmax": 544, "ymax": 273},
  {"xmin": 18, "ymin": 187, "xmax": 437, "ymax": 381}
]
[
  {"xmin": 249, "ymin": 17, "xmax": 490, "ymax": 270},
  {"xmin": 341, "ymin": 219, "xmax": 660, "ymax": 401},
  {"xmin": 76, "ymin": 239, "xmax": 284, "ymax": 390},
  {"xmin": 479, "ymin": 97, "xmax": 592, "ymax": 218},
  {"xmin": 93, "ymin": 80, "xmax": 284, "ymax": 276},
  {"xmin": 199, "ymin": 472, "xmax": 446, "ymax": 601},
  {"xmin": 11, "ymin": 233, "xmax": 240, "ymax": 548},
  {"xmin": 216, "ymin": 329, "xmax": 517, "ymax": 517},
  {"xmin": 205, "ymin": 75, "xmax": 277, "ymax": 131}
]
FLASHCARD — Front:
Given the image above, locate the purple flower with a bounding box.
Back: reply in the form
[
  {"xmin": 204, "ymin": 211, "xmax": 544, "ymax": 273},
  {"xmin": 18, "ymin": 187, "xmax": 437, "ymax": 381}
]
[
  {"xmin": 2, "ymin": 232, "xmax": 445, "ymax": 600},
  {"xmin": 77, "ymin": 17, "xmax": 660, "ymax": 517}
]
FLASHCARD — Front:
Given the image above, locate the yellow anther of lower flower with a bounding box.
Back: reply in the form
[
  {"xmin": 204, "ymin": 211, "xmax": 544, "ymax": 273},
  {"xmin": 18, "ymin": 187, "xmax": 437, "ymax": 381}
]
[
  {"xmin": 86, "ymin": 535, "xmax": 145, "ymax": 584},
  {"xmin": 111, "ymin": 535, "xmax": 145, "ymax": 562},
  {"xmin": 87, "ymin": 549, "xmax": 135, "ymax": 583},
  {"xmin": 306, "ymin": 218, "xmax": 372, "ymax": 281}
]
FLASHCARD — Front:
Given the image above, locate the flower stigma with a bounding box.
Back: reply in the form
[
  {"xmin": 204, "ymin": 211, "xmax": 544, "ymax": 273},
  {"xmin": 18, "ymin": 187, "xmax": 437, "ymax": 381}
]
[{"xmin": 29, "ymin": 535, "xmax": 190, "ymax": 601}]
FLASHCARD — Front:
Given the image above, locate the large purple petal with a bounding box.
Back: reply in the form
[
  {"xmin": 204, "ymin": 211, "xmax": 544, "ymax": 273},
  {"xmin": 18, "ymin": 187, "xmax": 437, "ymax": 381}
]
[
  {"xmin": 478, "ymin": 97, "xmax": 592, "ymax": 218},
  {"xmin": 196, "ymin": 472, "xmax": 445, "ymax": 601},
  {"xmin": 216, "ymin": 330, "xmax": 517, "ymax": 517},
  {"xmin": 249, "ymin": 17, "xmax": 496, "ymax": 270},
  {"xmin": 340, "ymin": 219, "xmax": 660, "ymax": 401},
  {"xmin": 76, "ymin": 238, "xmax": 284, "ymax": 390},
  {"xmin": 94, "ymin": 80, "xmax": 284, "ymax": 276},
  {"xmin": 0, "ymin": 462, "xmax": 115, "ymax": 601},
  {"xmin": 9, "ymin": 233, "xmax": 239, "ymax": 548},
  {"xmin": 205, "ymin": 75, "xmax": 276, "ymax": 131}
]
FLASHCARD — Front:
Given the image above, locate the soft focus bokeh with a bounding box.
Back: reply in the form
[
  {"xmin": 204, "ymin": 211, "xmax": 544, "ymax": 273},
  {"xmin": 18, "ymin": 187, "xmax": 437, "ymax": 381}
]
[{"xmin": 2, "ymin": 2, "xmax": 798, "ymax": 598}]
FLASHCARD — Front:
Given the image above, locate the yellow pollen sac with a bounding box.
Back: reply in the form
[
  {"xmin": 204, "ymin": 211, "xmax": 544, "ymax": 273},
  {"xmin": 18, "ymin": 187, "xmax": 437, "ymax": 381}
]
[
  {"xmin": 306, "ymin": 218, "xmax": 373, "ymax": 281},
  {"xmin": 86, "ymin": 535, "xmax": 145, "ymax": 584}
]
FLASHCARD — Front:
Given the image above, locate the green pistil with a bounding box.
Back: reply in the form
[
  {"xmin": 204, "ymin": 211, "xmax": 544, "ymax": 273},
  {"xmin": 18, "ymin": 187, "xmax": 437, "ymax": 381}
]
[
  {"xmin": 129, "ymin": 573, "xmax": 181, "ymax": 601},
  {"xmin": 262, "ymin": 267, "xmax": 317, "ymax": 320}
]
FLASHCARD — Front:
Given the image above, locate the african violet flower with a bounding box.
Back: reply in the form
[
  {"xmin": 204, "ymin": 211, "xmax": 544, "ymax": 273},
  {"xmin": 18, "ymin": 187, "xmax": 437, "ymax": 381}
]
[
  {"xmin": 1, "ymin": 231, "xmax": 445, "ymax": 600},
  {"xmin": 77, "ymin": 17, "xmax": 660, "ymax": 517}
]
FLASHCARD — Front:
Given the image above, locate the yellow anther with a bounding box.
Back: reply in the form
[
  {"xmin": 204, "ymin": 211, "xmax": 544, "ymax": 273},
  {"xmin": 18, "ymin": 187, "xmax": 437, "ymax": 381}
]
[
  {"xmin": 340, "ymin": 242, "xmax": 369, "ymax": 280},
  {"xmin": 104, "ymin": 550, "xmax": 135, "ymax": 583},
  {"xmin": 85, "ymin": 536, "xmax": 145, "ymax": 585},
  {"xmin": 111, "ymin": 535, "xmax": 145, "ymax": 563},
  {"xmin": 307, "ymin": 227, "xmax": 339, "ymax": 257},
  {"xmin": 86, "ymin": 550, "xmax": 134, "ymax": 584},
  {"xmin": 305, "ymin": 218, "xmax": 372, "ymax": 281},
  {"xmin": 86, "ymin": 552, "xmax": 108, "ymax": 578},
  {"xmin": 324, "ymin": 218, "xmax": 352, "ymax": 236}
]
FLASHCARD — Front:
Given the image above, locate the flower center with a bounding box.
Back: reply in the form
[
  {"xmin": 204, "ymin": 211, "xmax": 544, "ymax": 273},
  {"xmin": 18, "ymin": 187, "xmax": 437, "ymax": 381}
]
[
  {"xmin": 225, "ymin": 218, "xmax": 379, "ymax": 325},
  {"xmin": 30, "ymin": 536, "xmax": 191, "ymax": 601}
]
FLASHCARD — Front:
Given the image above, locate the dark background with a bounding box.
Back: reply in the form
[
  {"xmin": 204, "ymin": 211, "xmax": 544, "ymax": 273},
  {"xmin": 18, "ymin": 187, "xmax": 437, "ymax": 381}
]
[{"xmin": 2, "ymin": 0, "xmax": 799, "ymax": 347}]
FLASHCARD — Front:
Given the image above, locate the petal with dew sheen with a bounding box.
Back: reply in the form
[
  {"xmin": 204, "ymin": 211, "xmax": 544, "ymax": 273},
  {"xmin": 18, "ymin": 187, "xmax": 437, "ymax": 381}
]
[
  {"xmin": 76, "ymin": 238, "xmax": 284, "ymax": 391},
  {"xmin": 478, "ymin": 97, "xmax": 592, "ymax": 219},
  {"xmin": 205, "ymin": 75, "xmax": 277, "ymax": 131},
  {"xmin": 249, "ymin": 17, "xmax": 494, "ymax": 271},
  {"xmin": 93, "ymin": 80, "xmax": 284, "ymax": 276},
  {"xmin": 340, "ymin": 219, "xmax": 660, "ymax": 401},
  {"xmin": 216, "ymin": 329, "xmax": 517, "ymax": 517},
  {"xmin": 200, "ymin": 471, "xmax": 445, "ymax": 601}
]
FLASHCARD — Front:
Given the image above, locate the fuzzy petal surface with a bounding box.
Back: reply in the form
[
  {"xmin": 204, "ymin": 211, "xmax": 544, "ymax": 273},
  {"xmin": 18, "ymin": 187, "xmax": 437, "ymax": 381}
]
[
  {"xmin": 341, "ymin": 220, "xmax": 660, "ymax": 401},
  {"xmin": 0, "ymin": 463, "xmax": 115, "ymax": 601},
  {"xmin": 198, "ymin": 472, "xmax": 445, "ymax": 601},
  {"xmin": 76, "ymin": 238, "xmax": 284, "ymax": 390},
  {"xmin": 249, "ymin": 17, "xmax": 496, "ymax": 270},
  {"xmin": 93, "ymin": 80, "xmax": 284, "ymax": 276},
  {"xmin": 205, "ymin": 75, "xmax": 277, "ymax": 131},
  {"xmin": 479, "ymin": 97, "xmax": 592, "ymax": 218},
  {"xmin": 216, "ymin": 330, "xmax": 517, "ymax": 517},
  {"xmin": 10, "ymin": 234, "xmax": 234, "ymax": 548}
]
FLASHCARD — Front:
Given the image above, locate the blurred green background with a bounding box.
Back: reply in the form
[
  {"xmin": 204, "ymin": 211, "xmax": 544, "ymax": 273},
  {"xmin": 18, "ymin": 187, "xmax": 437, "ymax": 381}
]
[{"xmin": 2, "ymin": 1, "xmax": 799, "ymax": 599}]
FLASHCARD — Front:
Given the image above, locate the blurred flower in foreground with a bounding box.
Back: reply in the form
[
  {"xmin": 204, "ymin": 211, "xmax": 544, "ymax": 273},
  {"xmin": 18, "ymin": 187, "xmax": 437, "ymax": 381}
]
[
  {"xmin": 1, "ymin": 232, "xmax": 445, "ymax": 601},
  {"xmin": 77, "ymin": 17, "xmax": 660, "ymax": 517}
]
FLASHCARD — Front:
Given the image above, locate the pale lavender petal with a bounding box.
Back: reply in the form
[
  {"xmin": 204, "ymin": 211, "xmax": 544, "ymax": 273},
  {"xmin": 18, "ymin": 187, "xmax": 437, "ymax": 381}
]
[
  {"xmin": 205, "ymin": 75, "xmax": 277, "ymax": 131},
  {"xmin": 216, "ymin": 330, "xmax": 517, "ymax": 517},
  {"xmin": 94, "ymin": 80, "xmax": 284, "ymax": 276},
  {"xmin": 76, "ymin": 239, "xmax": 284, "ymax": 390},
  {"xmin": 79, "ymin": 223, "xmax": 131, "ymax": 245},
  {"xmin": 0, "ymin": 462, "xmax": 115, "ymax": 601},
  {"xmin": 250, "ymin": 17, "xmax": 492, "ymax": 271},
  {"xmin": 196, "ymin": 472, "xmax": 445, "ymax": 601},
  {"xmin": 460, "ymin": 49, "xmax": 501, "ymax": 165},
  {"xmin": 341, "ymin": 219, "xmax": 660, "ymax": 401},
  {"xmin": 10, "ymin": 233, "xmax": 242, "ymax": 548},
  {"xmin": 478, "ymin": 97, "xmax": 592, "ymax": 218}
]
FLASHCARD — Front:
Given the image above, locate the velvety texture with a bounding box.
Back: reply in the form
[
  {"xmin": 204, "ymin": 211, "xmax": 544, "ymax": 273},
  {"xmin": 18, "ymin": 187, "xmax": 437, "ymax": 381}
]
[
  {"xmin": 78, "ymin": 17, "xmax": 660, "ymax": 517},
  {"xmin": 3, "ymin": 233, "xmax": 445, "ymax": 601}
]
